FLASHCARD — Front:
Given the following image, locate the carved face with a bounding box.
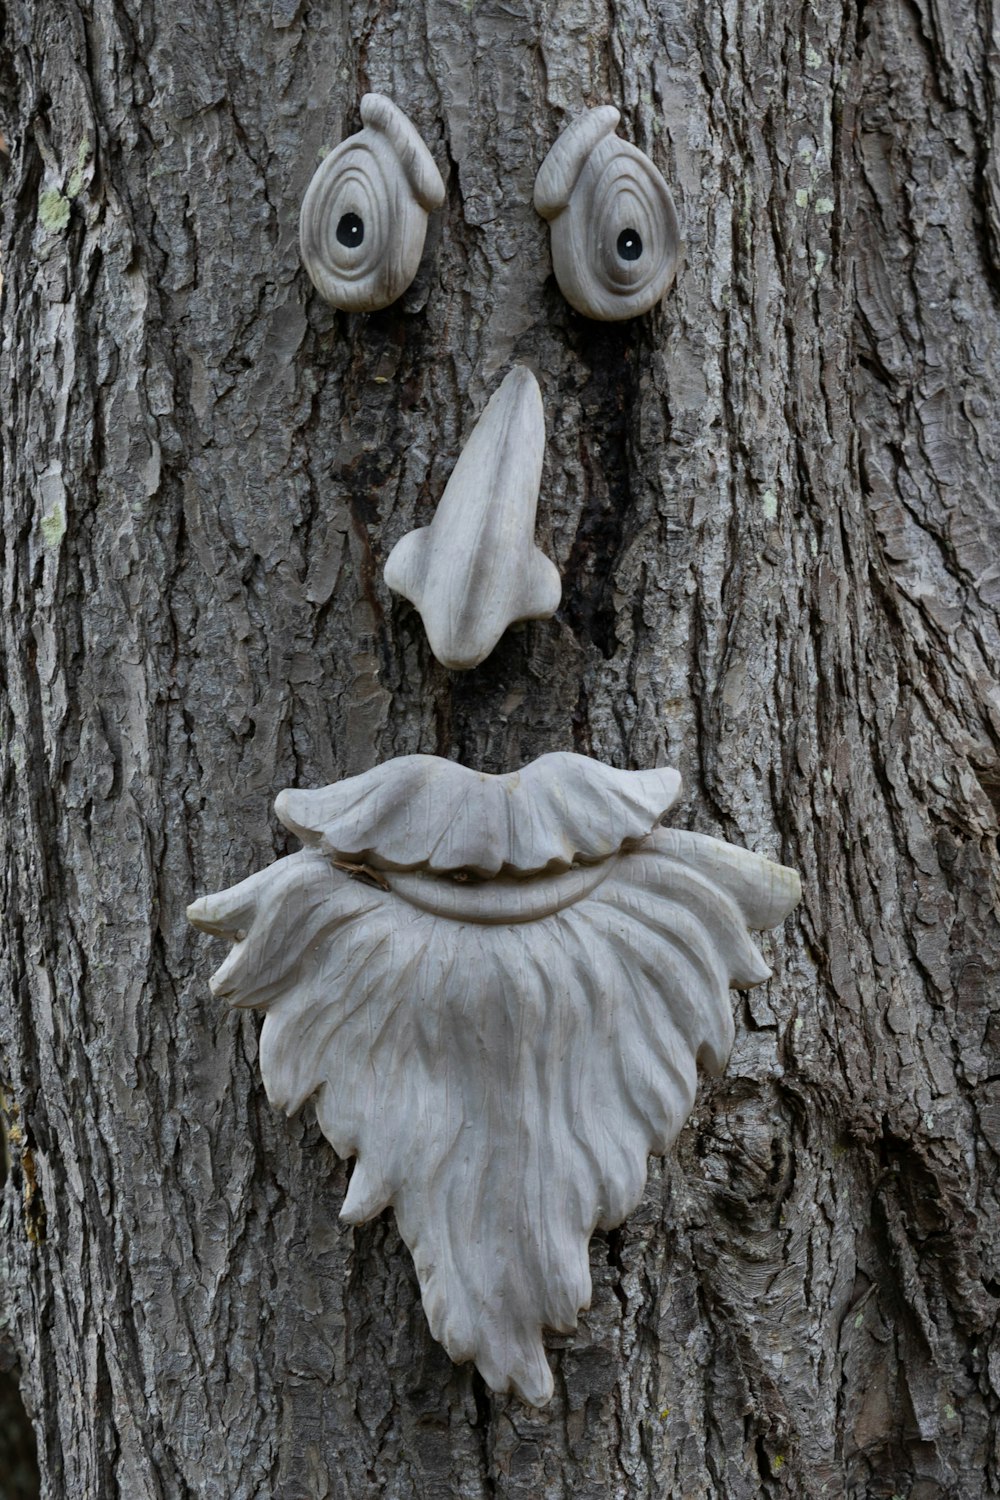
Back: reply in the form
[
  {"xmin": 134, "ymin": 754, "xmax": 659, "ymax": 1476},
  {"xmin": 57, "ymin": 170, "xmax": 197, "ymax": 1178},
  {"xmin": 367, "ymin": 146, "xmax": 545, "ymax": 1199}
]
[{"xmin": 188, "ymin": 98, "xmax": 801, "ymax": 1407}]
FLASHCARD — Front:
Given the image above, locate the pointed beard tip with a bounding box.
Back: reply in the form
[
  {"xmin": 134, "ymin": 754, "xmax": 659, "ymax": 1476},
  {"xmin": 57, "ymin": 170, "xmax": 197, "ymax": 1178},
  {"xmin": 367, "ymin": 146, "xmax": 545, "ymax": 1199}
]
[{"xmin": 514, "ymin": 1371, "xmax": 555, "ymax": 1408}]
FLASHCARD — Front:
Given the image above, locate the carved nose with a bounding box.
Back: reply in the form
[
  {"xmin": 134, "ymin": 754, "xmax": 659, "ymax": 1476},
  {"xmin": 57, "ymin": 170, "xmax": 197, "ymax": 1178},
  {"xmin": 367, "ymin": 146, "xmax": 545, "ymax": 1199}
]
[{"xmin": 384, "ymin": 365, "xmax": 562, "ymax": 671}]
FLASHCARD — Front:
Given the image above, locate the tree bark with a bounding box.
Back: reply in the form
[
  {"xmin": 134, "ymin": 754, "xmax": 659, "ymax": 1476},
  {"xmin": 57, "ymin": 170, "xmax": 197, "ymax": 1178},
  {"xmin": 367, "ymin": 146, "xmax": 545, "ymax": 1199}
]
[{"xmin": 2, "ymin": 0, "xmax": 999, "ymax": 1496}]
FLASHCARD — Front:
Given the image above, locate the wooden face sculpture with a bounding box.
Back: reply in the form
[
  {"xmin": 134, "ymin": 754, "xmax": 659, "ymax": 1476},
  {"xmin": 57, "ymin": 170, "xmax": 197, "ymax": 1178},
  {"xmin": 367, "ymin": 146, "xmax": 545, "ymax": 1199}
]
[{"xmin": 188, "ymin": 97, "xmax": 800, "ymax": 1407}]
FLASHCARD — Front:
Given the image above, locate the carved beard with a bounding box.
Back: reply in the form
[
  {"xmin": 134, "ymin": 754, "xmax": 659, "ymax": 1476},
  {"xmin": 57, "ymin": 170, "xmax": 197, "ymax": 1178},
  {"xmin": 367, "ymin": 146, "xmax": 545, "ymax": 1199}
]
[{"xmin": 188, "ymin": 754, "xmax": 800, "ymax": 1405}]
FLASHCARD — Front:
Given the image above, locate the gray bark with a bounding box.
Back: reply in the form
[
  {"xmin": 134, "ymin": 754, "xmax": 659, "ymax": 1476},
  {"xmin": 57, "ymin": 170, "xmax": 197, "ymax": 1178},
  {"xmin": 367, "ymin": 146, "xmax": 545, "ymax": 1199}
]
[{"xmin": 1, "ymin": 0, "xmax": 999, "ymax": 1496}]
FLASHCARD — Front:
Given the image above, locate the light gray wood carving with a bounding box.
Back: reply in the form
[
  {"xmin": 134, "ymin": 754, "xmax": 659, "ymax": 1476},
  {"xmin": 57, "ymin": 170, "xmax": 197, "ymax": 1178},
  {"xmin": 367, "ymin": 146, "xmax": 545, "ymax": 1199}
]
[
  {"xmin": 299, "ymin": 93, "xmax": 445, "ymax": 311},
  {"xmin": 534, "ymin": 106, "xmax": 682, "ymax": 321},
  {"xmin": 188, "ymin": 753, "xmax": 801, "ymax": 1406},
  {"xmin": 383, "ymin": 366, "xmax": 561, "ymax": 669}
]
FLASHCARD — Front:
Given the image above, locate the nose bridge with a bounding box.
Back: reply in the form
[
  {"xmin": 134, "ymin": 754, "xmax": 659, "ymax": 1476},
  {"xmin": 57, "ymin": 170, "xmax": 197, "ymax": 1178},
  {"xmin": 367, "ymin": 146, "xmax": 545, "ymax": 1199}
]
[{"xmin": 384, "ymin": 365, "xmax": 561, "ymax": 670}]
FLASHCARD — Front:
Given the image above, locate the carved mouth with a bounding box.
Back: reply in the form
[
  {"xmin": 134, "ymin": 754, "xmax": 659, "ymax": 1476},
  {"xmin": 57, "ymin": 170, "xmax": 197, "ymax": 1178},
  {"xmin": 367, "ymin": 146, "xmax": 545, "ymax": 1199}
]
[
  {"xmin": 386, "ymin": 857, "xmax": 618, "ymax": 923},
  {"xmin": 196, "ymin": 750, "xmax": 681, "ymax": 952}
]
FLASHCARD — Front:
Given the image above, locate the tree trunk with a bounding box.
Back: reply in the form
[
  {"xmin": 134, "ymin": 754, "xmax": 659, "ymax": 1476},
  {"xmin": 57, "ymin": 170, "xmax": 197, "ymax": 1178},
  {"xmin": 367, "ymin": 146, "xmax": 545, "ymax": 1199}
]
[{"xmin": 2, "ymin": 0, "xmax": 999, "ymax": 1495}]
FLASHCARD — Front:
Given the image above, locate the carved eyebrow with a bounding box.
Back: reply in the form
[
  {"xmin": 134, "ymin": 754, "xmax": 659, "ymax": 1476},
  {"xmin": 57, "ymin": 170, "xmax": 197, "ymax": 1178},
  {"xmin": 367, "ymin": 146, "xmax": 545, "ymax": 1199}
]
[
  {"xmin": 357, "ymin": 93, "xmax": 445, "ymax": 211},
  {"xmin": 533, "ymin": 104, "xmax": 622, "ymax": 216}
]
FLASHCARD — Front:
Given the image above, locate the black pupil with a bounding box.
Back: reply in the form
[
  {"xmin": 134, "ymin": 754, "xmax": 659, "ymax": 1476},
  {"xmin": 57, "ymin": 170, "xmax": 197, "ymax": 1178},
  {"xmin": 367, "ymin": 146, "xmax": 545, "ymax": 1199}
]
[
  {"xmin": 336, "ymin": 213, "xmax": 365, "ymax": 248},
  {"xmin": 616, "ymin": 228, "xmax": 643, "ymax": 261}
]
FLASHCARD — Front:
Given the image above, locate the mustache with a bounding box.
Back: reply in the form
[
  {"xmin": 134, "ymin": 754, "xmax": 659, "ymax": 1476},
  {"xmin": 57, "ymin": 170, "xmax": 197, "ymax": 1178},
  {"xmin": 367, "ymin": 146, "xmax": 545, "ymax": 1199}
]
[
  {"xmin": 188, "ymin": 752, "xmax": 800, "ymax": 1405},
  {"xmin": 273, "ymin": 749, "xmax": 682, "ymax": 876}
]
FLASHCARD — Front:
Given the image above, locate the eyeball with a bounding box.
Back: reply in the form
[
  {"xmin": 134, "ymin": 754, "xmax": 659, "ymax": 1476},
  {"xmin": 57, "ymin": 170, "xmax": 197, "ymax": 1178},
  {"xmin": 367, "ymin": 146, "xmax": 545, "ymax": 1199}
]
[
  {"xmin": 534, "ymin": 107, "xmax": 681, "ymax": 321},
  {"xmin": 299, "ymin": 94, "xmax": 445, "ymax": 312}
]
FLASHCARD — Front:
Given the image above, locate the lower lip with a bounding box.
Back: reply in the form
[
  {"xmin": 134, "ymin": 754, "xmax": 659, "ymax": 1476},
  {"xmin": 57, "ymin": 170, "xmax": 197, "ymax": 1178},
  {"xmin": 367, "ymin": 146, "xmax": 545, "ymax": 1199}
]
[{"xmin": 387, "ymin": 856, "xmax": 619, "ymax": 924}]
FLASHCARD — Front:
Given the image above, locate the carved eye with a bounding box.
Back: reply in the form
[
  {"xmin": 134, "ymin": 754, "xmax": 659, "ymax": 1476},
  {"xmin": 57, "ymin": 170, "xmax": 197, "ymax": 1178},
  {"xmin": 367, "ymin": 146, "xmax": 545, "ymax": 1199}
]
[
  {"xmin": 300, "ymin": 93, "xmax": 445, "ymax": 312},
  {"xmin": 534, "ymin": 107, "xmax": 681, "ymax": 321}
]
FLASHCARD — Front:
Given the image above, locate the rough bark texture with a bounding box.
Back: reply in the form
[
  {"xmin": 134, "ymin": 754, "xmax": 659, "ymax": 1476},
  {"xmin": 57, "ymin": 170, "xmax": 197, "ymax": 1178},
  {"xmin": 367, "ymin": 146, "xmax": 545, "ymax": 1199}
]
[{"xmin": 1, "ymin": 0, "xmax": 999, "ymax": 1496}]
